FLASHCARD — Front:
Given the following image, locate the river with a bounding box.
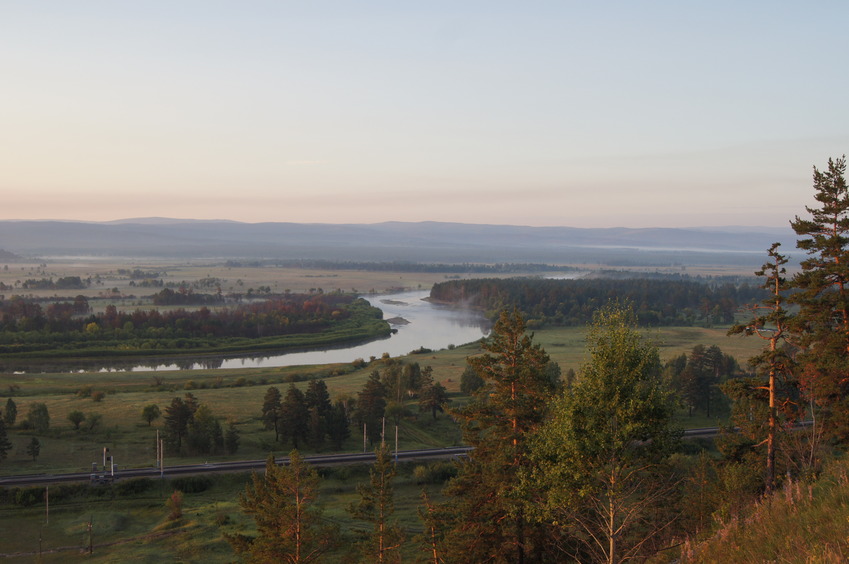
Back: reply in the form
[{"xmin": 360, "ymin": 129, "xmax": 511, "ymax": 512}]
[{"xmin": 11, "ymin": 290, "xmax": 491, "ymax": 373}]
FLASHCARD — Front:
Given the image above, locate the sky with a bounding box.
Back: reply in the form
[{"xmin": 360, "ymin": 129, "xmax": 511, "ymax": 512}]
[{"xmin": 2, "ymin": 1, "xmax": 848, "ymax": 228}]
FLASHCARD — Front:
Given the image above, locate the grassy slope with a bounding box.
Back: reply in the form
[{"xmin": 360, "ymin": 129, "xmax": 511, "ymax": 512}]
[{"xmin": 672, "ymin": 455, "xmax": 849, "ymax": 563}]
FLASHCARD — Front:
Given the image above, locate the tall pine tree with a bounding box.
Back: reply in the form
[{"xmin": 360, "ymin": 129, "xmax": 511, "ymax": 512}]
[
  {"xmin": 789, "ymin": 156, "xmax": 849, "ymax": 440},
  {"xmin": 727, "ymin": 243, "xmax": 798, "ymax": 491},
  {"xmin": 261, "ymin": 387, "xmax": 282, "ymax": 442},
  {"xmin": 440, "ymin": 309, "xmax": 557, "ymax": 563}
]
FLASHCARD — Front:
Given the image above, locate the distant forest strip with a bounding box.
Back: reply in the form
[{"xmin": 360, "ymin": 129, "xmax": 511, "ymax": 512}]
[
  {"xmin": 429, "ymin": 277, "xmax": 766, "ymax": 327},
  {"xmin": 0, "ymin": 294, "xmax": 390, "ymax": 359},
  {"xmin": 223, "ymin": 259, "xmax": 582, "ymax": 274}
]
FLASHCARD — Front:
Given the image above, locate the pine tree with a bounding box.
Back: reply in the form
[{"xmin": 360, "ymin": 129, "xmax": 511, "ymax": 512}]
[
  {"xmin": 304, "ymin": 380, "xmax": 332, "ymax": 418},
  {"xmin": 305, "ymin": 380, "xmax": 332, "ymax": 448},
  {"xmin": 417, "ymin": 489, "xmax": 445, "ymax": 564},
  {"xmin": 227, "ymin": 451, "xmax": 338, "ymax": 563},
  {"xmin": 418, "ymin": 382, "xmax": 449, "ymax": 419},
  {"xmin": 727, "ymin": 243, "xmax": 798, "ymax": 491},
  {"xmin": 789, "ymin": 156, "xmax": 849, "ymax": 440},
  {"xmin": 3, "ymin": 398, "xmax": 16, "ymax": 427},
  {"xmin": 186, "ymin": 404, "xmax": 223, "ymax": 455},
  {"xmin": 163, "ymin": 396, "xmax": 194, "ymax": 453},
  {"xmin": 348, "ymin": 443, "xmax": 404, "ymax": 563},
  {"xmin": 326, "ymin": 401, "xmax": 351, "ymax": 450},
  {"xmin": 224, "ymin": 421, "xmax": 240, "ymax": 455},
  {"xmin": 0, "ymin": 418, "xmax": 12, "ymax": 462},
  {"xmin": 26, "ymin": 437, "xmax": 40, "ymax": 462},
  {"xmin": 441, "ymin": 309, "xmax": 557, "ymax": 563},
  {"xmin": 280, "ymin": 384, "xmax": 309, "ymax": 449},
  {"xmin": 355, "ymin": 372, "xmax": 388, "ymax": 446},
  {"xmin": 261, "ymin": 387, "xmax": 282, "ymax": 442}
]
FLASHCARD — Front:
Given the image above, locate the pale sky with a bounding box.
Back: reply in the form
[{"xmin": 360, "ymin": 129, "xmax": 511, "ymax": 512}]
[{"xmin": 2, "ymin": 1, "xmax": 847, "ymax": 228}]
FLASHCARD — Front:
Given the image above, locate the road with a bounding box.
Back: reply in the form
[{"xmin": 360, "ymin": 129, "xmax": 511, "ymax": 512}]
[
  {"xmin": 3, "ymin": 424, "xmax": 810, "ymax": 488},
  {"xmin": 0, "ymin": 446, "xmax": 473, "ymax": 487}
]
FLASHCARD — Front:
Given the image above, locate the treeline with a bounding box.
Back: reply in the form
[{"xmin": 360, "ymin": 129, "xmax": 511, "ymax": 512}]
[
  {"xmin": 224, "ymin": 258, "xmax": 581, "ymax": 274},
  {"xmin": 150, "ymin": 287, "xmax": 224, "ymax": 306},
  {"xmin": 20, "ymin": 276, "xmax": 88, "ymax": 290},
  {"xmin": 430, "ymin": 276, "xmax": 766, "ymax": 326},
  {"xmin": 0, "ymin": 293, "xmax": 387, "ymax": 356},
  {"xmin": 258, "ymin": 361, "xmax": 451, "ymax": 453}
]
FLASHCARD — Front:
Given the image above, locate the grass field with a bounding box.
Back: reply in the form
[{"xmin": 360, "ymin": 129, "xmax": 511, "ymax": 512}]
[{"xmin": 0, "ymin": 463, "xmax": 452, "ymax": 563}]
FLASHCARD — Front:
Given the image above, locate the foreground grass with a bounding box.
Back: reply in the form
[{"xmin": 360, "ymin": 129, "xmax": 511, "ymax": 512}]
[{"xmin": 675, "ymin": 455, "xmax": 849, "ymax": 563}]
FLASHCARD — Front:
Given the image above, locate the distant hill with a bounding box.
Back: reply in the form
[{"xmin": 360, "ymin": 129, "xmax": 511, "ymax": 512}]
[
  {"xmin": 0, "ymin": 248, "xmax": 23, "ymax": 262},
  {"xmin": 0, "ymin": 219, "xmax": 798, "ymax": 268}
]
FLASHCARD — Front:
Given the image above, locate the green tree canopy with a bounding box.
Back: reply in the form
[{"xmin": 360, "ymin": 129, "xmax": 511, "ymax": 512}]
[
  {"xmin": 789, "ymin": 156, "xmax": 849, "ymax": 440},
  {"xmin": 141, "ymin": 404, "xmax": 161, "ymax": 427},
  {"xmin": 67, "ymin": 410, "xmax": 85, "ymax": 430},
  {"xmin": 26, "ymin": 402, "xmax": 50, "ymax": 434},
  {"xmin": 527, "ymin": 302, "xmax": 679, "ymax": 563}
]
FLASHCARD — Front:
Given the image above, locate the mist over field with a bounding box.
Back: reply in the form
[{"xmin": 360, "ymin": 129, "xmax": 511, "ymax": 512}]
[{"xmin": 0, "ymin": 218, "xmax": 796, "ymax": 267}]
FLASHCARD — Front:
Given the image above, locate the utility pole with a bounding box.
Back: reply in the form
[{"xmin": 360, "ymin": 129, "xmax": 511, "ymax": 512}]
[
  {"xmin": 45, "ymin": 486, "xmax": 48, "ymax": 525},
  {"xmin": 88, "ymin": 516, "xmax": 93, "ymax": 555}
]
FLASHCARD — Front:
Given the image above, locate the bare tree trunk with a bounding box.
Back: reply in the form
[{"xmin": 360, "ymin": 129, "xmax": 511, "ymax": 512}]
[{"xmin": 766, "ymin": 365, "xmax": 776, "ymax": 492}]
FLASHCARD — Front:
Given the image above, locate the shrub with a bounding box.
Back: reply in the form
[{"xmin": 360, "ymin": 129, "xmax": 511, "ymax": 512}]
[
  {"xmin": 170, "ymin": 476, "xmax": 212, "ymax": 494},
  {"xmin": 166, "ymin": 490, "xmax": 183, "ymax": 521},
  {"xmin": 412, "ymin": 461, "xmax": 458, "ymax": 485},
  {"xmin": 14, "ymin": 487, "xmax": 43, "ymax": 507},
  {"xmin": 115, "ymin": 478, "xmax": 155, "ymax": 496}
]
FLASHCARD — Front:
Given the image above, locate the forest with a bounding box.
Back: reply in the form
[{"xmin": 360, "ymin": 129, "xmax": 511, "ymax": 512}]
[
  {"xmin": 430, "ymin": 276, "xmax": 766, "ymax": 327},
  {"xmin": 0, "ymin": 293, "xmax": 390, "ymax": 359}
]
